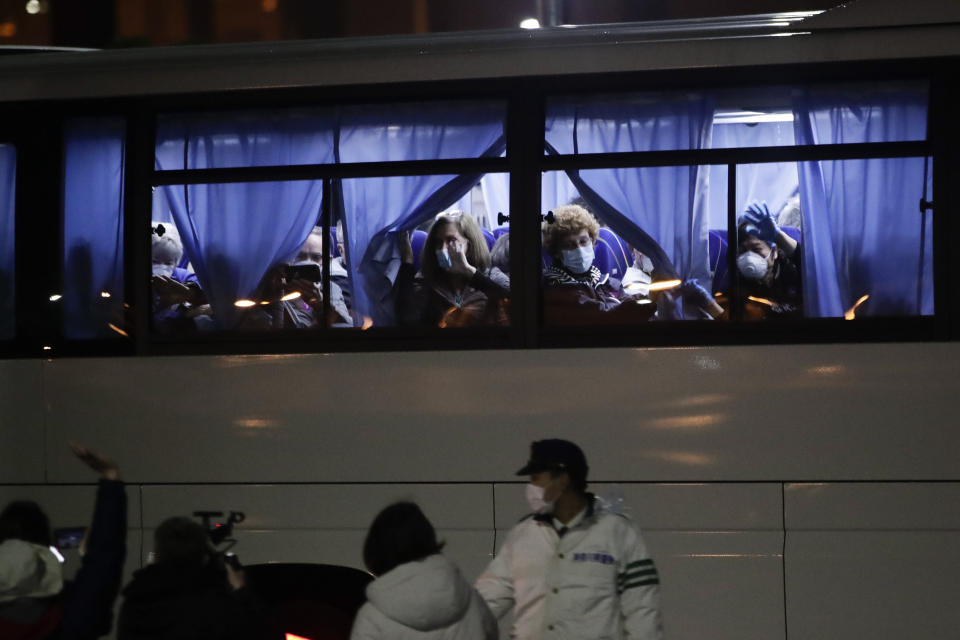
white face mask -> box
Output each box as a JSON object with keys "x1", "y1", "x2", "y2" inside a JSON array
[
  {"x1": 435, "y1": 247, "x2": 452, "y2": 271},
  {"x1": 152, "y1": 263, "x2": 175, "y2": 278},
  {"x1": 525, "y1": 482, "x2": 556, "y2": 515},
  {"x1": 737, "y1": 251, "x2": 769, "y2": 281},
  {"x1": 561, "y1": 244, "x2": 594, "y2": 274}
]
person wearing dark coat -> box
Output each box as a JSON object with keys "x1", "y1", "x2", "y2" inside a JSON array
[
  {"x1": 117, "y1": 517, "x2": 264, "y2": 640},
  {"x1": 0, "y1": 444, "x2": 127, "y2": 640}
]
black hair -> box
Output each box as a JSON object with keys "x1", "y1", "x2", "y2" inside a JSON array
[
  {"x1": 154, "y1": 517, "x2": 210, "y2": 568},
  {"x1": 0, "y1": 501, "x2": 52, "y2": 546},
  {"x1": 363, "y1": 502, "x2": 444, "y2": 577}
]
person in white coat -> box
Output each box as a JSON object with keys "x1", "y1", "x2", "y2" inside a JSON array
[
  {"x1": 350, "y1": 502, "x2": 498, "y2": 640},
  {"x1": 475, "y1": 439, "x2": 663, "y2": 640}
]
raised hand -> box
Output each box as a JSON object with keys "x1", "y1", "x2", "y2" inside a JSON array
[
  {"x1": 70, "y1": 442, "x2": 119, "y2": 480},
  {"x1": 741, "y1": 201, "x2": 779, "y2": 243}
]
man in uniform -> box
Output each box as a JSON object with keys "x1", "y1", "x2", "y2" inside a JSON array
[{"x1": 476, "y1": 439, "x2": 663, "y2": 640}]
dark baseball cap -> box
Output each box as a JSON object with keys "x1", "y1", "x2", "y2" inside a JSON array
[{"x1": 516, "y1": 439, "x2": 588, "y2": 479}]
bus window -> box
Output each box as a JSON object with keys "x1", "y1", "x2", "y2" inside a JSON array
[
  {"x1": 540, "y1": 168, "x2": 726, "y2": 326},
  {"x1": 155, "y1": 101, "x2": 505, "y2": 170},
  {"x1": 151, "y1": 180, "x2": 325, "y2": 335},
  {"x1": 547, "y1": 81, "x2": 927, "y2": 155},
  {"x1": 734, "y1": 156, "x2": 934, "y2": 320},
  {"x1": 546, "y1": 91, "x2": 715, "y2": 154},
  {"x1": 340, "y1": 173, "x2": 510, "y2": 330},
  {"x1": 0, "y1": 144, "x2": 13, "y2": 340},
  {"x1": 62, "y1": 118, "x2": 128, "y2": 341}
]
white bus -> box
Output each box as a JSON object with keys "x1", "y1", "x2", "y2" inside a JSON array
[{"x1": 1, "y1": 3, "x2": 958, "y2": 638}]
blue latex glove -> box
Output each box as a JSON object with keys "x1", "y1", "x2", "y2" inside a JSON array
[
  {"x1": 679, "y1": 278, "x2": 714, "y2": 308},
  {"x1": 741, "y1": 201, "x2": 779, "y2": 243}
]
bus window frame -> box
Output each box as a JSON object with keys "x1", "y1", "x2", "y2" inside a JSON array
[{"x1": 0, "y1": 56, "x2": 955, "y2": 359}]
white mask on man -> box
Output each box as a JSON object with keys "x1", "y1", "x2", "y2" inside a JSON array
[
  {"x1": 525, "y1": 483, "x2": 556, "y2": 515},
  {"x1": 561, "y1": 245, "x2": 594, "y2": 274}
]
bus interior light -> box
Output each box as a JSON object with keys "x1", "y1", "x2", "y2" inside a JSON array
[{"x1": 647, "y1": 279, "x2": 682, "y2": 292}]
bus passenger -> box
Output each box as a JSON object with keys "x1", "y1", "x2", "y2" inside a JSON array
[
  {"x1": 350, "y1": 502, "x2": 497, "y2": 640},
  {"x1": 490, "y1": 232, "x2": 510, "y2": 275},
  {"x1": 736, "y1": 201, "x2": 802, "y2": 317},
  {"x1": 542, "y1": 205, "x2": 656, "y2": 324},
  {"x1": 332, "y1": 220, "x2": 354, "y2": 315},
  {"x1": 151, "y1": 224, "x2": 208, "y2": 334},
  {"x1": 294, "y1": 224, "x2": 355, "y2": 324},
  {"x1": 239, "y1": 227, "x2": 352, "y2": 330},
  {"x1": 396, "y1": 211, "x2": 510, "y2": 328}
]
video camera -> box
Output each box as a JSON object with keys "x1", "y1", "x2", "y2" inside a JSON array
[{"x1": 193, "y1": 510, "x2": 245, "y2": 569}]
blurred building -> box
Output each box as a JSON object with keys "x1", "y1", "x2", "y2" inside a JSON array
[{"x1": 0, "y1": 0, "x2": 840, "y2": 50}]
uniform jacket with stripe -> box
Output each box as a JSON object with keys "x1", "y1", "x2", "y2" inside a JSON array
[{"x1": 475, "y1": 497, "x2": 663, "y2": 640}]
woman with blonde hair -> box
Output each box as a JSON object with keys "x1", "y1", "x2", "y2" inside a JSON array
[{"x1": 397, "y1": 211, "x2": 509, "y2": 327}]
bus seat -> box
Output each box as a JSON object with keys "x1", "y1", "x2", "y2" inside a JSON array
[
  {"x1": 597, "y1": 227, "x2": 631, "y2": 278},
  {"x1": 481, "y1": 228, "x2": 496, "y2": 251},
  {"x1": 592, "y1": 237, "x2": 617, "y2": 279},
  {"x1": 411, "y1": 229, "x2": 428, "y2": 273},
  {"x1": 493, "y1": 226, "x2": 509, "y2": 239}
]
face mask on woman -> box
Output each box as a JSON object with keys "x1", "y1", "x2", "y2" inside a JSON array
[
  {"x1": 737, "y1": 251, "x2": 768, "y2": 281},
  {"x1": 525, "y1": 482, "x2": 556, "y2": 515},
  {"x1": 561, "y1": 244, "x2": 594, "y2": 274}
]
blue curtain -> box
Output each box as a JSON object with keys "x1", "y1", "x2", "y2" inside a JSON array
[
  {"x1": 156, "y1": 109, "x2": 336, "y2": 169},
  {"x1": 161, "y1": 180, "x2": 323, "y2": 329},
  {"x1": 339, "y1": 103, "x2": 506, "y2": 326},
  {"x1": 156, "y1": 104, "x2": 505, "y2": 328},
  {"x1": 157, "y1": 111, "x2": 335, "y2": 329},
  {"x1": 63, "y1": 118, "x2": 126, "y2": 339},
  {"x1": 0, "y1": 145, "x2": 14, "y2": 340},
  {"x1": 793, "y1": 84, "x2": 931, "y2": 316},
  {"x1": 545, "y1": 94, "x2": 715, "y2": 303},
  {"x1": 709, "y1": 122, "x2": 799, "y2": 230},
  {"x1": 344, "y1": 135, "x2": 505, "y2": 326}
]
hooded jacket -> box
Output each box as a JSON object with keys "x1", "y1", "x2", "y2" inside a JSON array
[
  {"x1": 350, "y1": 554, "x2": 497, "y2": 640},
  {"x1": 0, "y1": 479, "x2": 126, "y2": 640}
]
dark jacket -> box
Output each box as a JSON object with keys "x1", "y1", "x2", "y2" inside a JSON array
[
  {"x1": 0, "y1": 479, "x2": 127, "y2": 640},
  {"x1": 117, "y1": 564, "x2": 264, "y2": 640},
  {"x1": 542, "y1": 264, "x2": 655, "y2": 325},
  {"x1": 396, "y1": 263, "x2": 510, "y2": 327}
]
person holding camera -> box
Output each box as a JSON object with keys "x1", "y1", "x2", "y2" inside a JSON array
[
  {"x1": 239, "y1": 227, "x2": 352, "y2": 330},
  {"x1": 117, "y1": 517, "x2": 264, "y2": 640},
  {"x1": 0, "y1": 444, "x2": 126, "y2": 640}
]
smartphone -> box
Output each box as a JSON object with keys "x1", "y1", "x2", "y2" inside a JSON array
[
  {"x1": 54, "y1": 527, "x2": 86, "y2": 549},
  {"x1": 285, "y1": 263, "x2": 322, "y2": 283}
]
